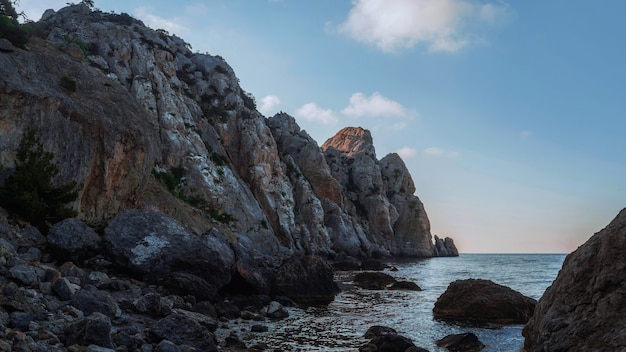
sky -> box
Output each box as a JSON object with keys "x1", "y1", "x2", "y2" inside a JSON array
[{"x1": 19, "y1": 0, "x2": 626, "y2": 253}]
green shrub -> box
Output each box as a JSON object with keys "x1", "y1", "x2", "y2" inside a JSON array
[
  {"x1": 60, "y1": 76, "x2": 77, "y2": 92},
  {"x1": 0, "y1": 129, "x2": 78, "y2": 232},
  {"x1": 0, "y1": 15, "x2": 28, "y2": 48}
]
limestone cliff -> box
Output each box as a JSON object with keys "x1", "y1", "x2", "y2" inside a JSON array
[{"x1": 0, "y1": 4, "x2": 457, "y2": 258}]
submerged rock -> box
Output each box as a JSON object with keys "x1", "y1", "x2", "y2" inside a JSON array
[
  {"x1": 433, "y1": 279, "x2": 536, "y2": 326},
  {"x1": 523, "y1": 208, "x2": 626, "y2": 351}
]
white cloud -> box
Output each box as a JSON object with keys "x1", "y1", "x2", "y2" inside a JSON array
[
  {"x1": 135, "y1": 7, "x2": 188, "y2": 35},
  {"x1": 338, "y1": 0, "x2": 513, "y2": 53},
  {"x1": 259, "y1": 95, "x2": 281, "y2": 115},
  {"x1": 396, "y1": 147, "x2": 418, "y2": 159},
  {"x1": 423, "y1": 147, "x2": 459, "y2": 158},
  {"x1": 295, "y1": 103, "x2": 339, "y2": 126},
  {"x1": 341, "y1": 92, "x2": 408, "y2": 118}
]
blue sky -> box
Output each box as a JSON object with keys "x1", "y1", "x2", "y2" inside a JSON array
[{"x1": 21, "y1": 0, "x2": 626, "y2": 253}]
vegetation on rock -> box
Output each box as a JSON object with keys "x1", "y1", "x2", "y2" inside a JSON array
[{"x1": 0, "y1": 129, "x2": 79, "y2": 232}]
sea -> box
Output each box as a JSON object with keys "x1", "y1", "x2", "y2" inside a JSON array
[{"x1": 227, "y1": 253, "x2": 567, "y2": 351}]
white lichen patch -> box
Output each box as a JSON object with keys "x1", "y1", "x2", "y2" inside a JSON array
[{"x1": 131, "y1": 234, "x2": 169, "y2": 265}]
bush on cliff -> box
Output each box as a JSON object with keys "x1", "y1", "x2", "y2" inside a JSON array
[
  {"x1": 0, "y1": 129, "x2": 79, "y2": 232},
  {"x1": 0, "y1": 0, "x2": 29, "y2": 48}
]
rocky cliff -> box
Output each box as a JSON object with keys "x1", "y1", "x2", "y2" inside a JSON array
[
  {"x1": 522, "y1": 208, "x2": 626, "y2": 351},
  {"x1": 0, "y1": 4, "x2": 457, "y2": 259}
]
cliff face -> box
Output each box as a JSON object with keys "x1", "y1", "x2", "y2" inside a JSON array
[
  {"x1": 0, "y1": 4, "x2": 457, "y2": 258},
  {"x1": 522, "y1": 208, "x2": 626, "y2": 351}
]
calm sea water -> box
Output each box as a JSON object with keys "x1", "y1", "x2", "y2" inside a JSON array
[{"x1": 227, "y1": 254, "x2": 566, "y2": 351}]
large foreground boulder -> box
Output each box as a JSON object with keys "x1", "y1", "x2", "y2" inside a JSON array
[
  {"x1": 523, "y1": 208, "x2": 626, "y2": 351},
  {"x1": 433, "y1": 279, "x2": 536, "y2": 326},
  {"x1": 103, "y1": 210, "x2": 235, "y2": 301},
  {"x1": 272, "y1": 255, "x2": 340, "y2": 305}
]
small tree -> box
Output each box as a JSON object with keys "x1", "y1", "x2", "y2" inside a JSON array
[
  {"x1": 0, "y1": 129, "x2": 79, "y2": 232},
  {"x1": 0, "y1": 0, "x2": 29, "y2": 48}
]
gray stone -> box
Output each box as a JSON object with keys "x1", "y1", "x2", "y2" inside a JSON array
[
  {"x1": 53, "y1": 277, "x2": 79, "y2": 300},
  {"x1": 266, "y1": 301, "x2": 288, "y2": 319},
  {"x1": 150, "y1": 309, "x2": 217, "y2": 351},
  {"x1": 9, "y1": 264, "x2": 43, "y2": 286},
  {"x1": 47, "y1": 218, "x2": 102, "y2": 262},
  {"x1": 64, "y1": 312, "x2": 114, "y2": 349},
  {"x1": 71, "y1": 286, "x2": 118, "y2": 318}
]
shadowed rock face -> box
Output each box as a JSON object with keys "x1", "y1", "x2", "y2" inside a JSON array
[
  {"x1": 523, "y1": 208, "x2": 626, "y2": 351},
  {"x1": 0, "y1": 4, "x2": 456, "y2": 259}
]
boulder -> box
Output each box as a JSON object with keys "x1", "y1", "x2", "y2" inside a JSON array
[
  {"x1": 64, "y1": 312, "x2": 114, "y2": 349},
  {"x1": 52, "y1": 277, "x2": 79, "y2": 300},
  {"x1": 353, "y1": 272, "x2": 397, "y2": 290},
  {"x1": 360, "y1": 325, "x2": 417, "y2": 352},
  {"x1": 266, "y1": 301, "x2": 289, "y2": 319},
  {"x1": 149, "y1": 309, "x2": 217, "y2": 351},
  {"x1": 389, "y1": 281, "x2": 422, "y2": 291},
  {"x1": 103, "y1": 210, "x2": 234, "y2": 300},
  {"x1": 272, "y1": 255, "x2": 340, "y2": 305},
  {"x1": 523, "y1": 208, "x2": 626, "y2": 351},
  {"x1": 436, "y1": 332, "x2": 485, "y2": 351},
  {"x1": 433, "y1": 279, "x2": 536, "y2": 326},
  {"x1": 47, "y1": 218, "x2": 102, "y2": 262},
  {"x1": 70, "y1": 285, "x2": 118, "y2": 318}
]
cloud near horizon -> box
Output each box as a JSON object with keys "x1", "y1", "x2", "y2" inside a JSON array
[
  {"x1": 294, "y1": 103, "x2": 339, "y2": 126},
  {"x1": 259, "y1": 95, "x2": 281, "y2": 116},
  {"x1": 295, "y1": 92, "x2": 409, "y2": 126},
  {"x1": 338, "y1": 0, "x2": 513, "y2": 53},
  {"x1": 396, "y1": 146, "x2": 418, "y2": 159},
  {"x1": 342, "y1": 92, "x2": 409, "y2": 118}
]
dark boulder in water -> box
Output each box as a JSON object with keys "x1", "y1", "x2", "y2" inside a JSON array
[
  {"x1": 436, "y1": 332, "x2": 485, "y2": 351},
  {"x1": 523, "y1": 207, "x2": 626, "y2": 351},
  {"x1": 433, "y1": 278, "x2": 536, "y2": 326},
  {"x1": 353, "y1": 271, "x2": 397, "y2": 290},
  {"x1": 389, "y1": 280, "x2": 422, "y2": 291},
  {"x1": 360, "y1": 325, "x2": 426, "y2": 352}
]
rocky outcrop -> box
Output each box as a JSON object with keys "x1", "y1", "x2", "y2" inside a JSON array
[
  {"x1": 433, "y1": 279, "x2": 536, "y2": 326},
  {"x1": 522, "y1": 208, "x2": 626, "y2": 351},
  {"x1": 322, "y1": 127, "x2": 457, "y2": 257},
  {"x1": 1, "y1": 3, "x2": 457, "y2": 267}
]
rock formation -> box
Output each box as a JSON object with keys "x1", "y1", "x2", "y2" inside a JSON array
[
  {"x1": 522, "y1": 208, "x2": 626, "y2": 351},
  {"x1": 433, "y1": 279, "x2": 536, "y2": 326},
  {"x1": 0, "y1": 4, "x2": 456, "y2": 261}
]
